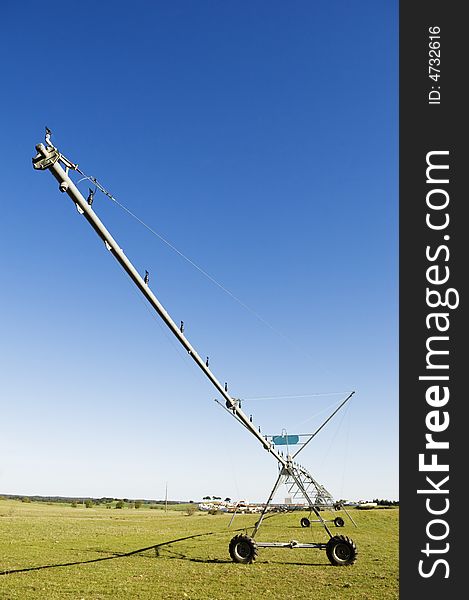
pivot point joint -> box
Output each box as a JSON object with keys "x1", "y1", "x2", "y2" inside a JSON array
[{"x1": 32, "y1": 144, "x2": 60, "y2": 171}]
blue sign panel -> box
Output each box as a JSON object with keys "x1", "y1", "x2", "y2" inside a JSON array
[{"x1": 272, "y1": 434, "x2": 300, "y2": 445}]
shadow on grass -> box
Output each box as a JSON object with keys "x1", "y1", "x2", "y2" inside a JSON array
[
  {"x1": 0, "y1": 530, "x2": 226, "y2": 576},
  {"x1": 1, "y1": 525, "x2": 332, "y2": 575}
]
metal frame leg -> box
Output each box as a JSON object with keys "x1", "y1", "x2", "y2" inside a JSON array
[
  {"x1": 342, "y1": 505, "x2": 358, "y2": 527},
  {"x1": 252, "y1": 470, "x2": 285, "y2": 538}
]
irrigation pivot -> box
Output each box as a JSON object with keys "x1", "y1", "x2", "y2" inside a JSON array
[{"x1": 32, "y1": 132, "x2": 358, "y2": 566}]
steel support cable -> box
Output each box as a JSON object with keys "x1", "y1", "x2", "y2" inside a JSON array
[
  {"x1": 78, "y1": 167, "x2": 354, "y2": 454},
  {"x1": 316, "y1": 400, "x2": 351, "y2": 473},
  {"x1": 71, "y1": 156, "x2": 357, "y2": 473},
  {"x1": 244, "y1": 397, "x2": 351, "y2": 445},
  {"x1": 338, "y1": 401, "x2": 352, "y2": 498},
  {"x1": 289, "y1": 398, "x2": 350, "y2": 431},
  {"x1": 243, "y1": 391, "x2": 353, "y2": 401},
  {"x1": 238, "y1": 393, "x2": 357, "y2": 435},
  {"x1": 292, "y1": 392, "x2": 354, "y2": 460},
  {"x1": 78, "y1": 166, "x2": 359, "y2": 430},
  {"x1": 73, "y1": 168, "x2": 318, "y2": 362}
]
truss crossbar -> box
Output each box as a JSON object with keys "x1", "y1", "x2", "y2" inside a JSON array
[
  {"x1": 252, "y1": 461, "x2": 337, "y2": 538},
  {"x1": 284, "y1": 465, "x2": 336, "y2": 509}
]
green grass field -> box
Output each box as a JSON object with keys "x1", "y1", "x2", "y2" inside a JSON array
[{"x1": 0, "y1": 499, "x2": 398, "y2": 599}]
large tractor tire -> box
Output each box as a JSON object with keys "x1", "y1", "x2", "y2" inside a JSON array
[
  {"x1": 229, "y1": 534, "x2": 258, "y2": 564},
  {"x1": 325, "y1": 535, "x2": 357, "y2": 566}
]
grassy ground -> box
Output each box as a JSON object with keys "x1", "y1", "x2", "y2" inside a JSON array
[{"x1": 0, "y1": 499, "x2": 398, "y2": 599}]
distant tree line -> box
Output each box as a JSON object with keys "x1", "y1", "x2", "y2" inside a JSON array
[{"x1": 0, "y1": 494, "x2": 188, "y2": 506}]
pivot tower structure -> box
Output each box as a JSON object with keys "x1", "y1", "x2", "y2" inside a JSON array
[{"x1": 32, "y1": 134, "x2": 358, "y2": 566}]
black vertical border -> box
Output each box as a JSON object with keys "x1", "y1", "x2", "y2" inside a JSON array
[{"x1": 400, "y1": 2, "x2": 465, "y2": 597}]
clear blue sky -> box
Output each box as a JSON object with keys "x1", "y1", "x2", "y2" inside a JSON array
[{"x1": 0, "y1": 0, "x2": 397, "y2": 503}]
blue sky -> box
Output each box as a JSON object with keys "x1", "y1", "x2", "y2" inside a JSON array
[{"x1": 0, "y1": 0, "x2": 397, "y2": 503}]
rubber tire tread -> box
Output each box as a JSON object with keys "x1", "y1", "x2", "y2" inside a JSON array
[
  {"x1": 229, "y1": 534, "x2": 258, "y2": 564},
  {"x1": 325, "y1": 535, "x2": 358, "y2": 566}
]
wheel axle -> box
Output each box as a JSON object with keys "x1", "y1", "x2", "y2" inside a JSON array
[{"x1": 229, "y1": 534, "x2": 357, "y2": 566}]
